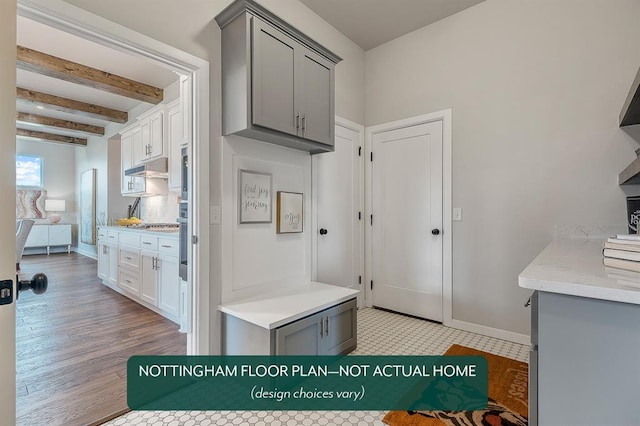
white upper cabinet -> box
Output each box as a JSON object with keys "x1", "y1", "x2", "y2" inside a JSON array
[
  {"x1": 216, "y1": 0, "x2": 341, "y2": 154},
  {"x1": 136, "y1": 105, "x2": 165, "y2": 163}
]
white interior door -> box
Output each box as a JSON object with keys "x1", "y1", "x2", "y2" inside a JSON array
[
  {"x1": 0, "y1": 1, "x2": 16, "y2": 421},
  {"x1": 371, "y1": 121, "x2": 443, "y2": 321},
  {"x1": 314, "y1": 122, "x2": 363, "y2": 306}
]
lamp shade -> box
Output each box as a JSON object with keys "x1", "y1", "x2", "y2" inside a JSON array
[{"x1": 45, "y1": 199, "x2": 65, "y2": 212}]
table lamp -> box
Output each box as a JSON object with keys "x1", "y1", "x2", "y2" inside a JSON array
[{"x1": 45, "y1": 199, "x2": 65, "y2": 224}]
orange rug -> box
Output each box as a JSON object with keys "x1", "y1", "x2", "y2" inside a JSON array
[{"x1": 383, "y1": 344, "x2": 528, "y2": 426}]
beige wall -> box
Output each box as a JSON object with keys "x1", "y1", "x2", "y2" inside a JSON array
[
  {"x1": 365, "y1": 0, "x2": 640, "y2": 334},
  {"x1": 0, "y1": 0, "x2": 16, "y2": 420}
]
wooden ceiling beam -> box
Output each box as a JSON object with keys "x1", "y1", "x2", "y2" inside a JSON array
[
  {"x1": 17, "y1": 128, "x2": 88, "y2": 146},
  {"x1": 17, "y1": 46, "x2": 163, "y2": 104},
  {"x1": 16, "y1": 112, "x2": 105, "y2": 135},
  {"x1": 16, "y1": 87, "x2": 128, "y2": 123}
]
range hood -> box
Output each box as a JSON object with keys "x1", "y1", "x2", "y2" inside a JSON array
[{"x1": 125, "y1": 157, "x2": 168, "y2": 179}]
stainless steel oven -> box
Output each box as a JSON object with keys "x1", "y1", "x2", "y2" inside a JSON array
[{"x1": 178, "y1": 203, "x2": 188, "y2": 280}]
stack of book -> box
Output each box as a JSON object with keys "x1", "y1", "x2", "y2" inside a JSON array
[{"x1": 603, "y1": 235, "x2": 640, "y2": 276}]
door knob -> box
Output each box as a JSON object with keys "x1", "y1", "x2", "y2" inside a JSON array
[
  {"x1": 17, "y1": 273, "x2": 48, "y2": 299},
  {"x1": 319, "y1": 228, "x2": 328, "y2": 235},
  {"x1": 431, "y1": 229, "x2": 440, "y2": 236}
]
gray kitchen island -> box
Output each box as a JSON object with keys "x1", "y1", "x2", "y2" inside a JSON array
[{"x1": 519, "y1": 238, "x2": 640, "y2": 426}]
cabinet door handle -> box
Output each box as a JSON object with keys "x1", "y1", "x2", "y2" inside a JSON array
[
  {"x1": 301, "y1": 115, "x2": 306, "y2": 133},
  {"x1": 325, "y1": 316, "x2": 329, "y2": 336},
  {"x1": 155, "y1": 258, "x2": 160, "y2": 269},
  {"x1": 319, "y1": 318, "x2": 324, "y2": 337},
  {"x1": 295, "y1": 114, "x2": 300, "y2": 132}
]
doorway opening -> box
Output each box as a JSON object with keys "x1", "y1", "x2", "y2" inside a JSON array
[{"x1": 14, "y1": 1, "x2": 210, "y2": 424}]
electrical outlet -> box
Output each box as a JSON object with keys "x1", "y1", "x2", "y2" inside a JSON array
[
  {"x1": 210, "y1": 205, "x2": 221, "y2": 224},
  {"x1": 453, "y1": 208, "x2": 462, "y2": 221}
]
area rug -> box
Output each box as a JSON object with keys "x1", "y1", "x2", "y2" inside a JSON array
[{"x1": 383, "y1": 344, "x2": 528, "y2": 426}]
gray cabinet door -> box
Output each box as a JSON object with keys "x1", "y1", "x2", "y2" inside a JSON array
[
  {"x1": 299, "y1": 48, "x2": 334, "y2": 146},
  {"x1": 275, "y1": 312, "x2": 322, "y2": 355},
  {"x1": 251, "y1": 17, "x2": 298, "y2": 137},
  {"x1": 323, "y1": 299, "x2": 357, "y2": 355}
]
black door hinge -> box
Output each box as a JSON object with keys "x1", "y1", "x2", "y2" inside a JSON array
[
  {"x1": 370, "y1": 280, "x2": 374, "y2": 290},
  {"x1": 358, "y1": 211, "x2": 362, "y2": 220},
  {"x1": 358, "y1": 275, "x2": 362, "y2": 284},
  {"x1": 358, "y1": 146, "x2": 362, "y2": 156},
  {"x1": 370, "y1": 152, "x2": 373, "y2": 162},
  {"x1": 370, "y1": 214, "x2": 373, "y2": 225}
]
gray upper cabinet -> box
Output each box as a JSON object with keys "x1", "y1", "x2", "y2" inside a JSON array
[
  {"x1": 251, "y1": 18, "x2": 298, "y2": 137},
  {"x1": 216, "y1": 0, "x2": 341, "y2": 154}
]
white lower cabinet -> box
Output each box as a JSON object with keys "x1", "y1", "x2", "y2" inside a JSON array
[
  {"x1": 97, "y1": 229, "x2": 119, "y2": 290},
  {"x1": 158, "y1": 253, "x2": 180, "y2": 321},
  {"x1": 97, "y1": 227, "x2": 180, "y2": 325},
  {"x1": 140, "y1": 249, "x2": 158, "y2": 306}
]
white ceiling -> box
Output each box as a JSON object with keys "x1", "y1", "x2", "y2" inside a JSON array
[
  {"x1": 16, "y1": 16, "x2": 178, "y2": 134},
  {"x1": 299, "y1": 0, "x2": 485, "y2": 51}
]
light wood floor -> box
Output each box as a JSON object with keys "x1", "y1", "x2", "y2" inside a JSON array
[{"x1": 16, "y1": 252, "x2": 186, "y2": 426}]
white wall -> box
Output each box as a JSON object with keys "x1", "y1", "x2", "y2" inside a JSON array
[
  {"x1": 17, "y1": 139, "x2": 77, "y2": 234},
  {"x1": 365, "y1": 0, "x2": 640, "y2": 335},
  {"x1": 221, "y1": 136, "x2": 312, "y2": 303}
]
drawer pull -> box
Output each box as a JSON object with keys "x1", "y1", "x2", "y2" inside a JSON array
[
  {"x1": 125, "y1": 280, "x2": 132, "y2": 284},
  {"x1": 143, "y1": 242, "x2": 151, "y2": 245},
  {"x1": 125, "y1": 256, "x2": 133, "y2": 260},
  {"x1": 161, "y1": 245, "x2": 172, "y2": 248}
]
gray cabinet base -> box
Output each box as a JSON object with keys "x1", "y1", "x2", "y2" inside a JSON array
[
  {"x1": 222, "y1": 298, "x2": 357, "y2": 355},
  {"x1": 534, "y1": 291, "x2": 640, "y2": 425}
]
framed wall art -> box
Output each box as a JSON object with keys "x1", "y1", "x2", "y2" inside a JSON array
[
  {"x1": 238, "y1": 169, "x2": 272, "y2": 223},
  {"x1": 276, "y1": 191, "x2": 303, "y2": 234}
]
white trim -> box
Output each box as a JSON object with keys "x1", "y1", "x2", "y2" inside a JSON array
[
  {"x1": 311, "y1": 116, "x2": 365, "y2": 306},
  {"x1": 364, "y1": 110, "x2": 452, "y2": 321},
  {"x1": 449, "y1": 319, "x2": 531, "y2": 346},
  {"x1": 75, "y1": 247, "x2": 97, "y2": 260},
  {"x1": 17, "y1": 0, "x2": 211, "y2": 355}
]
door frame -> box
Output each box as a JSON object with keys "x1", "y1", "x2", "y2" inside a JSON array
[
  {"x1": 17, "y1": 0, "x2": 211, "y2": 355},
  {"x1": 311, "y1": 116, "x2": 365, "y2": 306},
  {"x1": 364, "y1": 109, "x2": 452, "y2": 325}
]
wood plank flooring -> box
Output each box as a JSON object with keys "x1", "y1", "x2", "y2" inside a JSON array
[{"x1": 16, "y1": 252, "x2": 186, "y2": 426}]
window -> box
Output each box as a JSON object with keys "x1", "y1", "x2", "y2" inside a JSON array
[{"x1": 16, "y1": 154, "x2": 43, "y2": 187}]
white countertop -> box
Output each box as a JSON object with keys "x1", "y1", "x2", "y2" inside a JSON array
[
  {"x1": 100, "y1": 225, "x2": 179, "y2": 238},
  {"x1": 519, "y1": 239, "x2": 640, "y2": 305},
  {"x1": 219, "y1": 282, "x2": 359, "y2": 329}
]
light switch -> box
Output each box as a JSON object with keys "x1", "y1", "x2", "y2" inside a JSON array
[
  {"x1": 453, "y1": 208, "x2": 462, "y2": 221},
  {"x1": 210, "y1": 205, "x2": 221, "y2": 224}
]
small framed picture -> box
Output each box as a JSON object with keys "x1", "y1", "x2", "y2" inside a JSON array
[
  {"x1": 238, "y1": 169, "x2": 272, "y2": 224},
  {"x1": 276, "y1": 191, "x2": 303, "y2": 233}
]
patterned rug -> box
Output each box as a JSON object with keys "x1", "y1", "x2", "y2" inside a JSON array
[{"x1": 383, "y1": 344, "x2": 528, "y2": 426}]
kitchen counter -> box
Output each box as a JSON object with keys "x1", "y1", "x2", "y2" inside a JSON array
[
  {"x1": 520, "y1": 238, "x2": 640, "y2": 425},
  {"x1": 219, "y1": 282, "x2": 359, "y2": 329},
  {"x1": 518, "y1": 238, "x2": 640, "y2": 305},
  {"x1": 99, "y1": 225, "x2": 179, "y2": 239}
]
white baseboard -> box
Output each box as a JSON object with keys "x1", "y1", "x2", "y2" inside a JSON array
[{"x1": 448, "y1": 319, "x2": 530, "y2": 346}]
